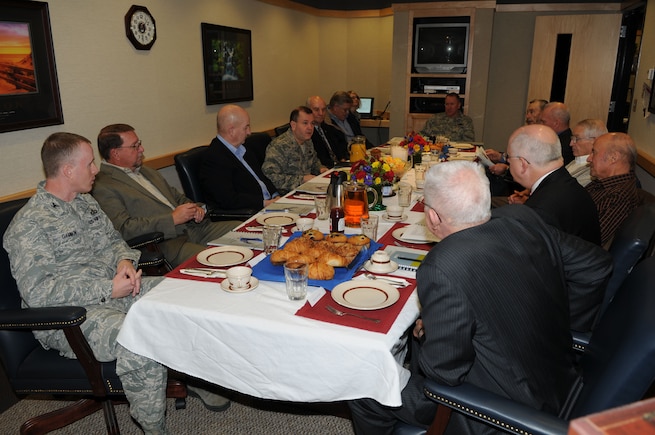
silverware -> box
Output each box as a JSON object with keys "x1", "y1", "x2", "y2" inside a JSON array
[
  {"x1": 364, "y1": 273, "x2": 408, "y2": 287},
  {"x1": 180, "y1": 268, "x2": 227, "y2": 277},
  {"x1": 245, "y1": 227, "x2": 264, "y2": 232},
  {"x1": 240, "y1": 237, "x2": 262, "y2": 244},
  {"x1": 326, "y1": 305, "x2": 381, "y2": 323}
]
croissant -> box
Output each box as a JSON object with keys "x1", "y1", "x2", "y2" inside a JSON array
[
  {"x1": 270, "y1": 249, "x2": 292, "y2": 265},
  {"x1": 319, "y1": 252, "x2": 348, "y2": 267},
  {"x1": 308, "y1": 262, "x2": 335, "y2": 280}
]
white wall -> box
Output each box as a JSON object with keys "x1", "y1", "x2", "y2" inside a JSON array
[{"x1": 0, "y1": 0, "x2": 392, "y2": 198}]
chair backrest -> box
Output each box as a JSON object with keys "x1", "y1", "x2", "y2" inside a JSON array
[
  {"x1": 571, "y1": 256, "x2": 655, "y2": 418},
  {"x1": 0, "y1": 198, "x2": 42, "y2": 378},
  {"x1": 274, "y1": 123, "x2": 290, "y2": 136},
  {"x1": 243, "y1": 132, "x2": 272, "y2": 169},
  {"x1": 600, "y1": 203, "x2": 655, "y2": 319},
  {"x1": 173, "y1": 145, "x2": 209, "y2": 203}
]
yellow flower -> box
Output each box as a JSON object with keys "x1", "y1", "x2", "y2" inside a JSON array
[
  {"x1": 414, "y1": 144, "x2": 421, "y2": 152},
  {"x1": 371, "y1": 161, "x2": 380, "y2": 168},
  {"x1": 374, "y1": 177, "x2": 382, "y2": 185},
  {"x1": 382, "y1": 163, "x2": 391, "y2": 172}
]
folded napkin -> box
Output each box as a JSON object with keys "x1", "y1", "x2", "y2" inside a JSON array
[
  {"x1": 250, "y1": 233, "x2": 383, "y2": 291},
  {"x1": 295, "y1": 277, "x2": 416, "y2": 334},
  {"x1": 400, "y1": 224, "x2": 441, "y2": 244},
  {"x1": 377, "y1": 223, "x2": 433, "y2": 251},
  {"x1": 166, "y1": 256, "x2": 230, "y2": 283}
]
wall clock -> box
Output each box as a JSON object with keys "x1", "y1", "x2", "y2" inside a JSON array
[{"x1": 125, "y1": 5, "x2": 156, "y2": 50}]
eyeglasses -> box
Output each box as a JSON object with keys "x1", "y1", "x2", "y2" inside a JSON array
[
  {"x1": 571, "y1": 136, "x2": 596, "y2": 143},
  {"x1": 118, "y1": 140, "x2": 142, "y2": 150},
  {"x1": 506, "y1": 155, "x2": 531, "y2": 165}
]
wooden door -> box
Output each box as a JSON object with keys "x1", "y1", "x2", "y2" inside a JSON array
[{"x1": 528, "y1": 14, "x2": 622, "y2": 124}]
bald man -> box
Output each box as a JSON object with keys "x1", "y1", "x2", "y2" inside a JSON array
[
  {"x1": 585, "y1": 132, "x2": 639, "y2": 247},
  {"x1": 199, "y1": 105, "x2": 279, "y2": 211},
  {"x1": 539, "y1": 102, "x2": 574, "y2": 165},
  {"x1": 508, "y1": 124, "x2": 601, "y2": 248}
]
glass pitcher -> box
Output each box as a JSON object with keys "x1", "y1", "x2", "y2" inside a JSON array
[
  {"x1": 349, "y1": 136, "x2": 367, "y2": 163},
  {"x1": 343, "y1": 181, "x2": 378, "y2": 228}
]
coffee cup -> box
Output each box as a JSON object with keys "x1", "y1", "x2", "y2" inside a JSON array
[
  {"x1": 226, "y1": 266, "x2": 252, "y2": 289},
  {"x1": 387, "y1": 205, "x2": 403, "y2": 218},
  {"x1": 371, "y1": 251, "x2": 391, "y2": 265},
  {"x1": 296, "y1": 217, "x2": 314, "y2": 231}
]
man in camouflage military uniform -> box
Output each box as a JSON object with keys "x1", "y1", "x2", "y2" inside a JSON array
[
  {"x1": 262, "y1": 106, "x2": 327, "y2": 195},
  {"x1": 3, "y1": 133, "x2": 168, "y2": 434},
  {"x1": 419, "y1": 93, "x2": 475, "y2": 142}
]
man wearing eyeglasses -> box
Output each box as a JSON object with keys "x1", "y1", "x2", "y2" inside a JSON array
[
  {"x1": 567, "y1": 119, "x2": 608, "y2": 187},
  {"x1": 326, "y1": 91, "x2": 373, "y2": 148},
  {"x1": 92, "y1": 124, "x2": 239, "y2": 270},
  {"x1": 507, "y1": 124, "x2": 601, "y2": 246},
  {"x1": 348, "y1": 161, "x2": 612, "y2": 435}
]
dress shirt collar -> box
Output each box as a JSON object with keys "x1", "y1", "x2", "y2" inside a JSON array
[
  {"x1": 588, "y1": 172, "x2": 635, "y2": 191},
  {"x1": 574, "y1": 155, "x2": 589, "y2": 165},
  {"x1": 217, "y1": 134, "x2": 245, "y2": 158}
]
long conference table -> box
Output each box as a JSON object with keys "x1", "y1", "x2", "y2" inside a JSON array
[{"x1": 117, "y1": 168, "x2": 430, "y2": 407}]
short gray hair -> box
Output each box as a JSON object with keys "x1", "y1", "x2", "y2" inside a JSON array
[
  {"x1": 575, "y1": 119, "x2": 608, "y2": 138},
  {"x1": 423, "y1": 161, "x2": 491, "y2": 226},
  {"x1": 510, "y1": 128, "x2": 562, "y2": 167}
]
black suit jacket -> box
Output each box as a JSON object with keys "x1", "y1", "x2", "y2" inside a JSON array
[
  {"x1": 526, "y1": 166, "x2": 601, "y2": 245},
  {"x1": 199, "y1": 137, "x2": 278, "y2": 211},
  {"x1": 559, "y1": 128, "x2": 574, "y2": 166},
  {"x1": 311, "y1": 122, "x2": 348, "y2": 168},
  {"x1": 409, "y1": 205, "x2": 611, "y2": 434}
]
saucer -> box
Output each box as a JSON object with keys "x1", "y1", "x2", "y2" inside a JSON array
[
  {"x1": 363, "y1": 259, "x2": 399, "y2": 274},
  {"x1": 220, "y1": 277, "x2": 259, "y2": 293},
  {"x1": 382, "y1": 213, "x2": 408, "y2": 222}
]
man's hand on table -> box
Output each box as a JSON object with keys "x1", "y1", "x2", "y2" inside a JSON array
[
  {"x1": 112, "y1": 259, "x2": 143, "y2": 298},
  {"x1": 413, "y1": 318, "x2": 425, "y2": 339},
  {"x1": 303, "y1": 174, "x2": 316, "y2": 182},
  {"x1": 489, "y1": 163, "x2": 509, "y2": 176},
  {"x1": 508, "y1": 189, "x2": 530, "y2": 205},
  {"x1": 264, "y1": 197, "x2": 280, "y2": 207}
]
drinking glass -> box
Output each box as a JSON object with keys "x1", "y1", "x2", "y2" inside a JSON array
[
  {"x1": 262, "y1": 224, "x2": 282, "y2": 254},
  {"x1": 314, "y1": 197, "x2": 329, "y2": 220},
  {"x1": 397, "y1": 182, "x2": 413, "y2": 207},
  {"x1": 360, "y1": 215, "x2": 379, "y2": 241},
  {"x1": 284, "y1": 262, "x2": 308, "y2": 300}
]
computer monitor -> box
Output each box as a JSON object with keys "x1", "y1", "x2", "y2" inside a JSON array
[{"x1": 357, "y1": 97, "x2": 374, "y2": 118}]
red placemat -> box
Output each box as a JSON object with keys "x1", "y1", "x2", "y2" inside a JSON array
[
  {"x1": 377, "y1": 222, "x2": 435, "y2": 251},
  {"x1": 411, "y1": 201, "x2": 424, "y2": 213},
  {"x1": 165, "y1": 254, "x2": 255, "y2": 283},
  {"x1": 295, "y1": 276, "x2": 416, "y2": 333}
]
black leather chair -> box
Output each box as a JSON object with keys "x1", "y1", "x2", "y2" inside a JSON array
[
  {"x1": 243, "y1": 131, "x2": 272, "y2": 169},
  {"x1": 125, "y1": 231, "x2": 171, "y2": 275},
  {"x1": 421, "y1": 255, "x2": 655, "y2": 435},
  {"x1": 174, "y1": 145, "x2": 259, "y2": 221},
  {"x1": 274, "y1": 123, "x2": 290, "y2": 136},
  {"x1": 572, "y1": 202, "x2": 655, "y2": 352},
  {"x1": 0, "y1": 198, "x2": 186, "y2": 434}
]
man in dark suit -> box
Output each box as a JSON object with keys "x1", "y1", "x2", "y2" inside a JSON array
[
  {"x1": 199, "y1": 105, "x2": 279, "y2": 211},
  {"x1": 348, "y1": 161, "x2": 612, "y2": 434},
  {"x1": 508, "y1": 124, "x2": 602, "y2": 249},
  {"x1": 539, "y1": 102, "x2": 574, "y2": 165},
  {"x1": 326, "y1": 91, "x2": 374, "y2": 149},
  {"x1": 306, "y1": 95, "x2": 348, "y2": 168}
]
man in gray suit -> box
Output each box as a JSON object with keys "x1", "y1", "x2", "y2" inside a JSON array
[
  {"x1": 93, "y1": 124, "x2": 238, "y2": 269},
  {"x1": 349, "y1": 161, "x2": 612, "y2": 434}
]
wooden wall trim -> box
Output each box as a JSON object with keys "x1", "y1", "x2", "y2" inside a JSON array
[
  {"x1": 638, "y1": 149, "x2": 655, "y2": 178},
  {"x1": 393, "y1": 1, "x2": 496, "y2": 12},
  {"x1": 257, "y1": 0, "x2": 393, "y2": 17},
  {"x1": 496, "y1": 2, "x2": 622, "y2": 12}
]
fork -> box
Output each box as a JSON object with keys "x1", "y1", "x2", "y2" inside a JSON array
[
  {"x1": 364, "y1": 273, "x2": 407, "y2": 287},
  {"x1": 326, "y1": 305, "x2": 381, "y2": 323}
]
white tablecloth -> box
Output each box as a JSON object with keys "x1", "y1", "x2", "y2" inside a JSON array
[{"x1": 117, "y1": 274, "x2": 420, "y2": 406}]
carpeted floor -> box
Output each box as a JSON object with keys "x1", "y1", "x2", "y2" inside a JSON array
[{"x1": 0, "y1": 392, "x2": 355, "y2": 434}]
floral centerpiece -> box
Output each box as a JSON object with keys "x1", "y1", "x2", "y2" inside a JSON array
[
  {"x1": 399, "y1": 132, "x2": 430, "y2": 165},
  {"x1": 350, "y1": 156, "x2": 405, "y2": 210}
]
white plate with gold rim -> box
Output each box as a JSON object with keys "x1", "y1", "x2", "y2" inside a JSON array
[
  {"x1": 331, "y1": 280, "x2": 400, "y2": 310},
  {"x1": 196, "y1": 246, "x2": 254, "y2": 267},
  {"x1": 255, "y1": 212, "x2": 300, "y2": 226}
]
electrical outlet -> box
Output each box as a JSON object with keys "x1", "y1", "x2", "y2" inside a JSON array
[{"x1": 649, "y1": 68, "x2": 655, "y2": 80}]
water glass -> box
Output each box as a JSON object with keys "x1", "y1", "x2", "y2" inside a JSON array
[
  {"x1": 284, "y1": 262, "x2": 308, "y2": 300},
  {"x1": 314, "y1": 197, "x2": 329, "y2": 220},
  {"x1": 262, "y1": 224, "x2": 282, "y2": 254},
  {"x1": 360, "y1": 215, "x2": 379, "y2": 241},
  {"x1": 415, "y1": 164, "x2": 426, "y2": 182},
  {"x1": 397, "y1": 182, "x2": 413, "y2": 207}
]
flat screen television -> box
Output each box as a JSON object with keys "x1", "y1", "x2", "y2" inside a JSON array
[{"x1": 413, "y1": 23, "x2": 470, "y2": 74}]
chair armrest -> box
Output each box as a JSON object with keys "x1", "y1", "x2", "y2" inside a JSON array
[
  {"x1": 208, "y1": 208, "x2": 258, "y2": 221},
  {"x1": 126, "y1": 231, "x2": 165, "y2": 249},
  {"x1": 423, "y1": 380, "x2": 568, "y2": 435},
  {"x1": 0, "y1": 306, "x2": 86, "y2": 330}
]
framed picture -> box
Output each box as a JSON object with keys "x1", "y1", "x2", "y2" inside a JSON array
[
  {"x1": 0, "y1": 1, "x2": 63, "y2": 133},
  {"x1": 201, "y1": 23, "x2": 253, "y2": 105}
]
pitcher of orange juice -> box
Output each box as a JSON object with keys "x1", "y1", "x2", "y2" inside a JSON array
[
  {"x1": 343, "y1": 181, "x2": 378, "y2": 227},
  {"x1": 349, "y1": 136, "x2": 367, "y2": 163}
]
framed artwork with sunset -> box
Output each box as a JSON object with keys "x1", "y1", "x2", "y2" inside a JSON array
[{"x1": 0, "y1": 1, "x2": 63, "y2": 133}]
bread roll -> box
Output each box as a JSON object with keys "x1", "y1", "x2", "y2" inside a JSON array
[
  {"x1": 302, "y1": 229, "x2": 324, "y2": 241},
  {"x1": 348, "y1": 234, "x2": 371, "y2": 248},
  {"x1": 319, "y1": 252, "x2": 348, "y2": 267},
  {"x1": 326, "y1": 232, "x2": 348, "y2": 243},
  {"x1": 308, "y1": 262, "x2": 335, "y2": 280}
]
